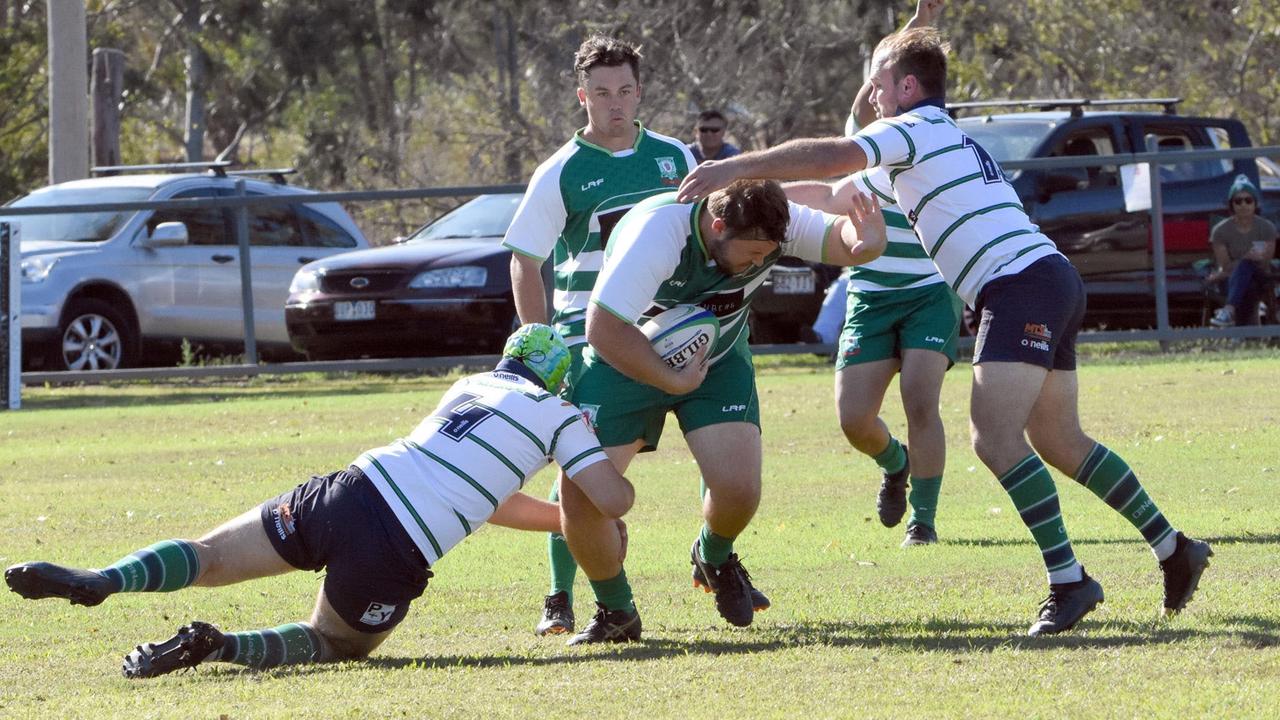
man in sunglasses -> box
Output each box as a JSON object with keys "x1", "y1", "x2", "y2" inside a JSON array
[{"x1": 689, "y1": 110, "x2": 741, "y2": 165}]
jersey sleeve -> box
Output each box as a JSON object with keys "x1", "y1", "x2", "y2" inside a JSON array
[
  {"x1": 549, "y1": 402, "x2": 610, "y2": 478},
  {"x1": 783, "y1": 201, "x2": 839, "y2": 264},
  {"x1": 501, "y1": 156, "x2": 568, "y2": 262},
  {"x1": 590, "y1": 209, "x2": 684, "y2": 324},
  {"x1": 849, "y1": 117, "x2": 918, "y2": 170}
]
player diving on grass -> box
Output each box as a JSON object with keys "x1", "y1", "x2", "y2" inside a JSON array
[
  {"x1": 677, "y1": 25, "x2": 1212, "y2": 635},
  {"x1": 5, "y1": 324, "x2": 634, "y2": 678},
  {"x1": 561, "y1": 178, "x2": 885, "y2": 644}
]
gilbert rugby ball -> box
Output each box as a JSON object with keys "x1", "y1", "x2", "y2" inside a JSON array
[{"x1": 639, "y1": 304, "x2": 720, "y2": 369}]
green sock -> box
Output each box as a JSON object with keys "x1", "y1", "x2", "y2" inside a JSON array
[
  {"x1": 1074, "y1": 443, "x2": 1176, "y2": 560},
  {"x1": 545, "y1": 484, "x2": 577, "y2": 600},
  {"x1": 999, "y1": 454, "x2": 1081, "y2": 584},
  {"x1": 873, "y1": 437, "x2": 907, "y2": 475},
  {"x1": 588, "y1": 569, "x2": 635, "y2": 613},
  {"x1": 907, "y1": 475, "x2": 942, "y2": 529},
  {"x1": 698, "y1": 525, "x2": 735, "y2": 566},
  {"x1": 98, "y1": 539, "x2": 200, "y2": 593},
  {"x1": 216, "y1": 622, "x2": 322, "y2": 668}
]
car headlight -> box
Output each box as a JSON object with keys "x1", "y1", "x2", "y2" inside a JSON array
[
  {"x1": 408, "y1": 266, "x2": 487, "y2": 288},
  {"x1": 20, "y1": 256, "x2": 59, "y2": 284},
  {"x1": 289, "y1": 269, "x2": 321, "y2": 294}
]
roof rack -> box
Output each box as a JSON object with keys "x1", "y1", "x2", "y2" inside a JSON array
[
  {"x1": 91, "y1": 160, "x2": 234, "y2": 177},
  {"x1": 946, "y1": 97, "x2": 1182, "y2": 119},
  {"x1": 225, "y1": 168, "x2": 297, "y2": 185}
]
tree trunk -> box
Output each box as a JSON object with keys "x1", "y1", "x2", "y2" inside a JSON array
[
  {"x1": 182, "y1": 0, "x2": 206, "y2": 162},
  {"x1": 494, "y1": 7, "x2": 521, "y2": 182},
  {"x1": 91, "y1": 48, "x2": 125, "y2": 169}
]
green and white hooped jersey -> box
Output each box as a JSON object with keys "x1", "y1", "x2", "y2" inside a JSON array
[
  {"x1": 845, "y1": 115, "x2": 944, "y2": 294},
  {"x1": 848, "y1": 102, "x2": 1061, "y2": 306},
  {"x1": 354, "y1": 371, "x2": 607, "y2": 565},
  {"x1": 502, "y1": 123, "x2": 695, "y2": 346},
  {"x1": 590, "y1": 193, "x2": 836, "y2": 366}
]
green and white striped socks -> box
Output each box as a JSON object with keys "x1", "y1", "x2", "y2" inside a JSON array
[
  {"x1": 1074, "y1": 443, "x2": 1177, "y2": 560},
  {"x1": 97, "y1": 539, "x2": 200, "y2": 593},
  {"x1": 214, "y1": 623, "x2": 323, "y2": 668},
  {"x1": 999, "y1": 454, "x2": 1082, "y2": 584}
]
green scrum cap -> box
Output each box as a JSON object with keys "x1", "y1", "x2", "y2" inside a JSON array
[{"x1": 502, "y1": 323, "x2": 571, "y2": 391}]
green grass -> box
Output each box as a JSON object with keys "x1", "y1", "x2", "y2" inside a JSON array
[{"x1": 2, "y1": 349, "x2": 1278, "y2": 718}]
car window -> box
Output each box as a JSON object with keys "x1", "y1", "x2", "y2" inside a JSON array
[
  {"x1": 1051, "y1": 130, "x2": 1121, "y2": 189},
  {"x1": 147, "y1": 187, "x2": 230, "y2": 246},
  {"x1": 407, "y1": 194, "x2": 522, "y2": 242},
  {"x1": 2, "y1": 186, "x2": 152, "y2": 242},
  {"x1": 297, "y1": 207, "x2": 358, "y2": 248},
  {"x1": 1143, "y1": 126, "x2": 1232, "y2": 183},
  {"x1": 956, "y1": 119, "x2": 1055, "y2": 162},
  {"x1": 248, "y1": 201, "x2": 304, "y2": 247}
]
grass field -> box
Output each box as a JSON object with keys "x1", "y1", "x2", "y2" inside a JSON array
[{"x1": 2, "y1": 347, "x2": 1278, "y2": 718}]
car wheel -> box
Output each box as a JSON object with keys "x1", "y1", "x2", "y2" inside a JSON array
[{"x1": 55, "y1": 298, "x2": 135, "y2": 371}]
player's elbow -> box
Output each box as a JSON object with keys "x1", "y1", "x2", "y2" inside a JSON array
[{"x1": 598, "y1": 479, "x2": 635, "y2": 519}]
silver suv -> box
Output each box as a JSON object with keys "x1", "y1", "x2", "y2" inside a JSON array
[{"x1": 5, "y1": 167, "x2": 367, "y2": 370}]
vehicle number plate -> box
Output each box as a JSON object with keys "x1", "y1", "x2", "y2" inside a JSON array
[
  {"x1": 334, "y1": 300, "x2": 376, "y2": 321},
  {"x1": 771, "y1": 269, "x2": 815, "y2": 295}
]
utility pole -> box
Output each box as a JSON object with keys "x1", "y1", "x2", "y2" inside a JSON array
[
  {"x1": 92, "y1": 48, "x2": 126, "y2": 169},
  {"x1": 47, "y1": 0, "x2": 90, "y2": 184}
]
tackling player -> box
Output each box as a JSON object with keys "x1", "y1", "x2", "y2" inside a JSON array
[
  {"x1": 501, "y1": 35, "x2": 695, "y2": 637},
  {"x1": 677, "y1": 28, "x2": 1212, "y2": 636},
  {"x1": 5, "y1": 325, "x2": 634, "y2": 677},
  {"x1": 561, "y1": 179, "x2": 885, "y2": 643}
]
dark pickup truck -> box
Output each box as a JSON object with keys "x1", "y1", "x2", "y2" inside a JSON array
[{"x1": 951, "y1": 97, "x2": 1280, "y2": 328}]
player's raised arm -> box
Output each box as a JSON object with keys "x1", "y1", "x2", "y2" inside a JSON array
[
  {"x1": 824, "y1": 190, "x2": 886, "y2": 267},
  {"x1": 676, "y1": 138, "x2": 868, "y2": 202}
]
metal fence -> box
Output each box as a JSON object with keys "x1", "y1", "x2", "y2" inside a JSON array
[{"x1": 6, "y1": 146, "x2": 1280, "y2": 395}]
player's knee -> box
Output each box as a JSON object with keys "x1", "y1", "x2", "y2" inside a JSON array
[
  {"x1": 704, "y1": 476, "x2": 761, "y2": 508},
  {"x1": 837, "y1": 410, "x2": 877, "y2": 442},
  {"x1": 901, "y1": 397, "x2": 940, "y2": 428}
]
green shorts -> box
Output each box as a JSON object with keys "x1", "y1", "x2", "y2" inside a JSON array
[
  {"x1": 571, "y1": 345, "x2": 760, "y2": 451},
  {"x1": 836, "y1": 281, "x2": 964, "y2": 370},
  {"x1": 559, "y1": 344, "x2": 588, "y2": 399}
]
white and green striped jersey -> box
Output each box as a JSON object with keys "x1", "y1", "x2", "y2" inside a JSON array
[
  {"x1": 502, "y1": 122, "x2": 695, "y2": 346},
  {"x1": 353, "y1": 370, "x2": 608, "y2": 565},
  {"x1": 590, "y1": 193, "x2": 836, "y2": 366},
  {"x1": 845, "y1": 115, "x2": 944, "y2": 294},
  {"x1": 848, "y1": 101, "x2": 1061, "y2": 306}
]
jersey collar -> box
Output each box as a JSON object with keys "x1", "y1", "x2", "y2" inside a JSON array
[
  {"x1": 574, "y1": 121, "x2": 646, "y2": 156},
  {"x1": 493, "y1": 358, "x2": 547, "y2": 390},
  {"x1": 899, "y1": 96, "x2": 947, "y2": 114}
]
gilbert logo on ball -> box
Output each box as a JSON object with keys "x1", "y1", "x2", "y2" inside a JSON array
[{"x1": 639, "y1": 305, "x2": 720, "y2": 369}]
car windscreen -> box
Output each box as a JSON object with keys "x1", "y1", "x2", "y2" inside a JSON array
[
  {"x1": 1, "y1": 186, "x2": 153, "y2": 242},
  {"x1": 956, "y1": 119, "x2": 1055, "y2": 162},
  {"x1": 407, "y1": 193, "x2": 523, "y2": 242}
]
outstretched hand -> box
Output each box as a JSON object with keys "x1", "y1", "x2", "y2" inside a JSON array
[
  {"x1": 677, "y1": 160, "x2": 737, "y2": 203},
  {"x1": 846, "y1": 190, "x2": 885, "y2": 262}
]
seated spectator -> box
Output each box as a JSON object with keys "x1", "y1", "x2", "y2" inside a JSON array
[
  {"x1": 688, "y1": 110, "x2": 740, "y2": 164},
  {"x1": 1208, "y1": 174, "x2": 1277, "y2": 326}
]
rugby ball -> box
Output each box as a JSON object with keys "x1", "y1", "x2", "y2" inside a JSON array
[{"x1": 639, "y1": 304, "x2": 720, "y2": 369}]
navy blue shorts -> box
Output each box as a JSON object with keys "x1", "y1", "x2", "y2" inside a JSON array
[
  {"x1": 260, "y1": 467, "x2": 433, "y2": 634},
  {"x1": 972, "y1": 255, "x2": 1085, "y2": 371}
]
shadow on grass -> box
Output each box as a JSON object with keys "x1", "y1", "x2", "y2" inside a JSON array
[
  {"x1": 950, "y1": 532, "x2": 1280, "y2": 549},
  {"x1": 215, "y1": 614, "x2": 1276, "y2": 678}
]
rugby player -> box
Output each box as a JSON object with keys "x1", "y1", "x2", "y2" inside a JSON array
[
  {"x1": 501, "y1": 34, "x2": 695, "y2": 637},
  {"x1": 5, "y1": 325, "x2": 634, "y2": 677},
  {"x1": 677, "y1": 27, "x2": 1212, "y2": 636},
  {"x1": 562, "y1": 178, "x2": 885, "y2": 643}
]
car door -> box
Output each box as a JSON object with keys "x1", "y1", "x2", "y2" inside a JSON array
[{"x1": 132, "y1": 186, "x2": 237, "y2": 342}]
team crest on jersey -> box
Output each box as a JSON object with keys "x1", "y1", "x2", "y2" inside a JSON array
[{"x1": 655, "y1": 157, "x2": 680, "y2": 185}]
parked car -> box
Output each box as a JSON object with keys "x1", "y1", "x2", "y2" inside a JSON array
[
  {"x1": 950, "y1": 97, "x2": 1280, "y2": 328},
  {"x1": 5, "y1": 164, "x2": 368, "y2": 370},
  {"x1": 286, "y1": 193, "x2": 531, "y2": 360}
]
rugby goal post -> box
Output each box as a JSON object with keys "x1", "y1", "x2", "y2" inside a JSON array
[{"x1": 2, "y1": 222, "x2": 19, "y2": 410}]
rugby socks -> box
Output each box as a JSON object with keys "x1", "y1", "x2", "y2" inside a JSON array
[
  {"x1": 1073, "y1": 443, "x2": 1177, "y2": 561},
  {"x1": 214, "y1": 622, "x2": 322, "y2": 668},
  {"x1": 698, "y1": 525, "x2": 736, "y2": 567},
  {"x1": 588, "y1": 569, "x2": 636, "y2": 614},
  {"x1": 97, "y1": 539, "x2": 200, "y2": 593},
  {"x1": 906, "y1": 475, "x2": 942, "y2": 529},
  {"x1": 873, "y1": 437, "x2": 908, "y2": 476},
  {"x1": 545, "y1": 484, "x2": 577, "y2": 601},
  {"x1": 999, "y1": 454, "x2": 1082, "y2": 585}
]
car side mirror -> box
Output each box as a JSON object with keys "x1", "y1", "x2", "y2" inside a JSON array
[{"x1": 143, "y1": 221, "x2": 190, "y2": 248}]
